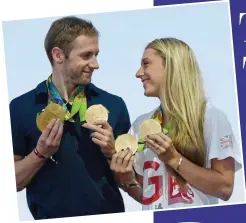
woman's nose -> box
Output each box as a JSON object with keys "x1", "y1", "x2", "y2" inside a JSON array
[{"x1": 136, "y1": 67, "x2": 144, "y2": 78}]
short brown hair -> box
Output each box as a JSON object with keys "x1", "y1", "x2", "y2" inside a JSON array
[{"x1": 44, "y1": 16, "x2": 99, "y2": 65}]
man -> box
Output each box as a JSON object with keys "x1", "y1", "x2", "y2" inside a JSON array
[{"x1": 9, "y1": 16, "x2": 131, "y2": 219}]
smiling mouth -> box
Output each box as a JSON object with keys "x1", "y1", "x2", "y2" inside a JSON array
[
  {"x1": 142, "y1": 79, "x2": 149, "y2": 86},
  {"x1": 83, "y1": 72, "x2": 93, "y2": 77}
]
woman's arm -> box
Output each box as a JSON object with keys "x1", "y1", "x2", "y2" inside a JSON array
[
  {"x1": 169, "y1": 153, "x2": 234, "y2": 201},
  {"x1": 110, "y1": 149, "x2": 143, "y2": 203},
  {"x1": 145, "y1": 106, "x2": 241, "y2": 201},
  {"x1": 120, "y1": 173, "x2": 143, "y2": 203},
  {"x1": 145, "y1": 133, "x2": 236, "y2": 201}
]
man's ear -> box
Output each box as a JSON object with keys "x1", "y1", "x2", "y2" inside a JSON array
[{"x1": 51, "y1": 47, "x2": 66, "y2": 64}]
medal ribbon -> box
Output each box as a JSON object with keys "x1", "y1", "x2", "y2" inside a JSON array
[
  {"x1": 46, "y1": 75, "x2": 87, "y2": 123},
  {"x1": 137, "y1": 106, "x2": 171, "y2": 152}
]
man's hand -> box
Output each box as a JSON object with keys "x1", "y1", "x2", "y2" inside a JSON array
[
  {"x1": 82, "y1": 120, "x2": 116, "y2": 158},
  {"x1": 36, "y1": 119, "x2": 64, "y2": 158}
]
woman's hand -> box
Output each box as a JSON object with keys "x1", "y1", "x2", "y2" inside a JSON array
[
  {"x1": 110, "y1": 149, "x2": 136, "y2": 185},
  {"x1": 145, "y1": 132, "x2": 181, "y2": 169}
]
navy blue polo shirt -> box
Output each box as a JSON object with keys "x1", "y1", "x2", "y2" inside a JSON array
[{"x1": 9, "y1": 80, "x2": 131, "y2": 219}]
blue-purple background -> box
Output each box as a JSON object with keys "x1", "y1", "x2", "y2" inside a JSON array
[
  {"x1": 154, "y1": 0, "x2": 222, "y2": 6},
  {"x1": 154, "y1": 204, "x2": 244, "y2": 223},
  {"x1": 153, "y1": 0, "x2": 246, "y2": 222}
]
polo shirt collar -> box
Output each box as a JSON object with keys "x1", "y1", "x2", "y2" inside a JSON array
[{"x1": 35, "y1": 80, "x2": 100, "y2": 98}]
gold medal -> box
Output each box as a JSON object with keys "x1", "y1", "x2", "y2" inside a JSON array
[
  {"x1": 85, "y1": 104, "x2": 108, "y2": 124},
  {"x1": 139, "y1": 119, "x2": 162, "y2": 140},
  {"x1": 115, "y1": 134, "x2": 138, "y2": 154},
  {"x1": 36, "y1": 103, "x2": 65, "y2": 132}
]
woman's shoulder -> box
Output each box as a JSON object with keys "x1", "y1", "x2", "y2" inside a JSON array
[
  {"x1": 204, "y1": 101, "x2": 229, "y2": 122},
  {"x1": 204, "y1": 101, "x2": 232, "y2": 131}
]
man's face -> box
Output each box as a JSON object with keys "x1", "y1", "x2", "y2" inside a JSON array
[{"x1": 63, "y1": 34, "x2": 99, "y2": 85}]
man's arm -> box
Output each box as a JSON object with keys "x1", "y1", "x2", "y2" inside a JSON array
[
  {"x1": 14, "y1": 119, "x2": 63, "y2": 191},
  {"x1": 14, "y1": 154, "x2": 46, "y2": 191}
]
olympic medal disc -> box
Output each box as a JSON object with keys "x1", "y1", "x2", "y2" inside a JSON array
[
  {"x1": 115, "y1": 134, "x2": 138, "y2": 154},
  {"x1": 85, "y1": 104, "x2": 108, "y2": 124},
  {"x1": 36, "y1": 103, "x2": 65, "y2": 132},
  {"x1": 139, "y1": 119, "x2": 162, "y2": 140}
]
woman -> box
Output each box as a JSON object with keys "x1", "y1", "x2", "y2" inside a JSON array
[{"x1": 110, "y1": 37, "x2": 242, "y2": 210}]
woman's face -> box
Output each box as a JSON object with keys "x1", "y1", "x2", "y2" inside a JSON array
[{"x1": 136, "y1": 48, "x2": 165, "y2": 97}]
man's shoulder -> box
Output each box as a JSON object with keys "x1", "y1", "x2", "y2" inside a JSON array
[
  {"x1": 10, "y1": 89, "x2": 34, "y2": 106},
  {"x1": 10, "y1": 81, "x2": 46, "y2": 111},
  {"x1": 90, "y1": 83, "x2": 125, "y2": 105}
]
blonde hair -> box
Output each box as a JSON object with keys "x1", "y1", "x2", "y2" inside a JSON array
[{"x1": 146, "y1": 37, "x2": 207, "y2": 168}]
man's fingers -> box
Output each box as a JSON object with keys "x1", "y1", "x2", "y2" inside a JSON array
[
  {"x1": 54, "y1": 122, "x2": 64, "y2": 143},
  {"x1": 90, "y1": 132, "x2": 108, "y2": 142},
  {"x1": 91, "y1": 120, "x2": 112, "y2": 130},
  {"x1": 42, "y1": 119, "x2": 56, "y2": 138},
  {"x1": 83, "y1": 123, "x2": 109, "y2": 136},
  {"x1": 91, "y1": 137, "x2": 107, "y2": 148},
  {"x1": 48, "y1": 120, "x2": 60, "y2": 140}
]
